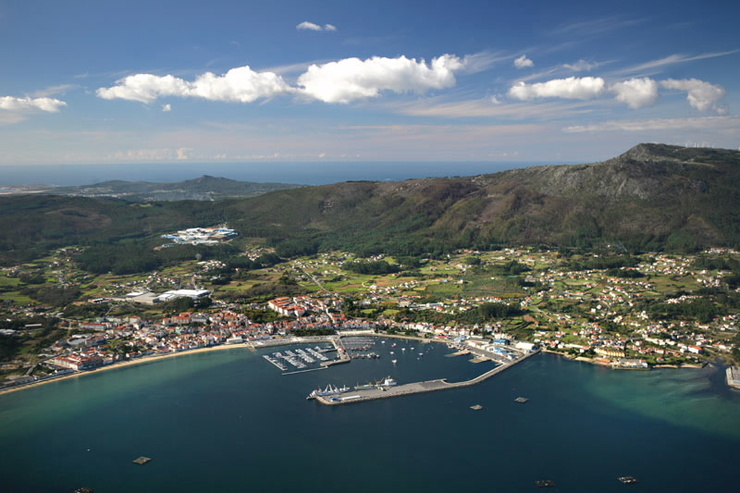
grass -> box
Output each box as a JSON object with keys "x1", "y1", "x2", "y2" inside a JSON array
[
  {"x1": 0, "y1": 276, "x2": 21, "y2": 287},
  {"x1": 1, "y1": 292, "x2": 34, "y2": 304}
]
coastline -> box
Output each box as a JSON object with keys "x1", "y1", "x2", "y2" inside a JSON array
[
  {"x1": 541, "y1": 348, "x2": 706, "y2": 370},
  {"x1": 0, "y1": 343, "x2": 249, "y2": 397},
  {"x1": 0, "y1": 335, "x2": 716, "y2": 398},
  {"x1": 0, "y1": 332, "x2": 454, "y2": 397}
]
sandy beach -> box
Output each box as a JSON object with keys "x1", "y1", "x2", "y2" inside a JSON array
[{"x1": 0, "y1": 343, "x2": 250, "y2": 397}]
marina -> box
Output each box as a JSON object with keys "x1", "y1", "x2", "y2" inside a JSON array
[
  {"x1": 255, "y1": 336, "x2": 346, "y2": 374},
  {"x1": 311, "y1": 348, "x2": 541, "y2": 405}
]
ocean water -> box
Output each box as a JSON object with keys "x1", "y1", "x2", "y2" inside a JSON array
[
  {"x1": 0, "y1": 161, "x2": 548, "y2": 187},
  {"x1": 0, "y1": 342, "x2": 738, "y2": 493}
]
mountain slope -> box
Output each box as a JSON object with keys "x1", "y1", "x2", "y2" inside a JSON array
[
  {"x1": 0, "y1": 144, "x2": 737, "y2": 265},
  {"x1": 222, "y1": 143, "x2": 739, "y2": 253}
]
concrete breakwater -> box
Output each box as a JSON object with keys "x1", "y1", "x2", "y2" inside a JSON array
[{"x1": 314, "y1": 349, "x2": 541, "y2": 406}]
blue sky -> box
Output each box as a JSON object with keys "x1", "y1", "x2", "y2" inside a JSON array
[{"x1": 1, "y1": 0, "x2": 738, "y2": 168}]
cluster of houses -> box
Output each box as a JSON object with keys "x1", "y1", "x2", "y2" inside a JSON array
[{"x1": 161, "y1": 226, "x2": 238, "y2": 246}]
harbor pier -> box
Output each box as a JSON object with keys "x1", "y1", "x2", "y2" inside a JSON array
[{"x1": 313, "y1": 348, "x2": 541, "y2": 405}]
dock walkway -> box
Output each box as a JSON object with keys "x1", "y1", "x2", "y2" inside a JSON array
[{"x1": 314, "y1": 349, "x2": 541, "y2": 406}]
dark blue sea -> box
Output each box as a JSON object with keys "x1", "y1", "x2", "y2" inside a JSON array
[
  {"x1": 1, "y1": 341, "x2": 739, "y2": 493},
  {"x1": 0, "y1": 161, "x2": 553, "y2": 187}
]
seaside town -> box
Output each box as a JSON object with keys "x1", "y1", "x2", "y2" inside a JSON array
[{"x1": 1, "y1": 236, "x2": 739, "y2": 392}]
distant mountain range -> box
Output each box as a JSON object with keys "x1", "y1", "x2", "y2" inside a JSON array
[
  {"x1": 0, "y1": 143, "x2": 737, "y2": 264},
  {"x1": 8, "y1": 175, "x2": 303, "y2": 201}
]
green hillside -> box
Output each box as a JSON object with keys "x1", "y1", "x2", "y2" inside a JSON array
[
  {"x1": 0, "y1": 144, "x2": 737, "y2": 267},
  {"x1": 222, "y1": 143, "x2": 740, "y2": 254}
]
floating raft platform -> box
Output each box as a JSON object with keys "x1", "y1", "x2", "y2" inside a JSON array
[{"x1": 133, "y1": 456, "x2": 151, "y2": 465}]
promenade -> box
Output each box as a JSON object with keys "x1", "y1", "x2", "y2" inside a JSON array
[{"x1": 314, "y1": 348, "x2": 541, "y2": 405}]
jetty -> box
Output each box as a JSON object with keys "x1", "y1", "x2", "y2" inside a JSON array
[
  {"x1": 313, "y1": 349, "x2": 540, "y2": 406},
  {"x1": 726, "y1": 366, "x2": 740, "y2": 389}
]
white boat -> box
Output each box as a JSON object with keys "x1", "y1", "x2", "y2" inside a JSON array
[
  {"x1": 391, "y1": 359, "x2": 397, "y2": 364},
  {"x1": 306, "y1": 384, "x2": 350, "y2": 400},
  {"x1": 379, "y1": 376, "x2": 397, "y2": 387}
]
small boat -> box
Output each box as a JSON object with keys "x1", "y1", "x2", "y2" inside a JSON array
[
  {"x1": 391, "y1": 359, "x2": 397, "y2": 364},
  {"x1": 306, "y1": 384, "x2": 350, "y2": 400},
  {"x1": 535, "y1": 479, "x2": 555, "y2": 488},
  {"x1": 618, "y1": 476, "x2": 639, "y2": 485},
  {"x1": 379, "y1": 376, "x2": 397, "y2": 387},
  {"x1": 354, "y1": 382, "x2": 376, "y2": 390}
]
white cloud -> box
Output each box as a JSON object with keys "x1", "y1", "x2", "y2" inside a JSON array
[
  {"x1": 660, "y1": 78, "x2": 726, "y2": 112},
  {"x1": 96, "y1": 74, "x2": 190, "y2": 103},
  {"x1": 297, "y1": 54, "x2": 464, "y2": 103},
  {"x1": 564, "y1": 59, "x2": 597, "y2": 72},
  {"x1": 97, "y1": 67, "x2": 291, "y2": 104},
  {"x1": 297, "y1": 21, "x2": 337, "y2": 32},
  {"x1": 188, "y1": 66, "x2": 291, "y2": 103},
  {"x1": 508, "y1": 76, "x2": 605, "y2": 101},
  {"x1": 553, "y1": 15, "x2": 643, "y2": 37},
  {"x1": 30, "y1": 84, "x2": 78, "y2": 98},
  {"x1": 162, "y1": 104, "x2": 172, "y2": 112},
  {"x1": 617, "y1": 50, "x2": 739, "y2": 76},
  {"x1": 564, "y1": 115, "x2": 740, "y2": 133},
  {"x1": 610, "y1": 78, "x2": 659, "y2": 109},
  {"x1": 514, "y1": 55, "x2": 534, "y2": 69},
  {"x1": 0, "y1": 96, "x2": 67, "y2": 112},
  {"x1": 297, "y1": 21, "x2": 322, "y2": 31},
  {"x1": 396, "y1": 98, "x2": 595, "y2": 120}
]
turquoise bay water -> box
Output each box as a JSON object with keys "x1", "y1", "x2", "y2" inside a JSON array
[{"x1": 1, "y1": 341, "x2": 739, "y2": 492}]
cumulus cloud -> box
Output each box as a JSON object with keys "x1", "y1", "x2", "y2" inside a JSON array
[
  {"x1": 508, "y1": 76, "x2": 606, "y2": 101},
  {"x1": 97, "y1": 67, "x2": 291, "y2": 104},
  {"x1": 188, "y1": 66, "x2": 291, "y2": 102},
  {"x1": 660, "y1": 78, "x2": 726, "y2": 112},
  {"x1": 297, "y1": 21, "x2": 336, "y2": 31},
  {"x1": 0, "y1": 96, "x2": 67, "y2": 112},
  {"x1": 610, "y1": 78, "x2": 659, "y2": 109},
  {"x1": 96, "y1": 74, "x2": 190, "y2": 103},
  {"x1": 514, "y1": 55, "x2": 534, "y2": 69},
  {"x1": 297, "y1": 54, "x2": 464, "y2": 103}
]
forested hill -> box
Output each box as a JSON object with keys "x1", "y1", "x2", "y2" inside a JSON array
[
  {"x1": 220, "y1": 143, "x2": 740, "y2": 254},
  {"x1": 38, "y1": 175, "x2": 302, "y2": 201},
  {"x1": 0, "y1": 143, "x2": 737, "y2": 264}
]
